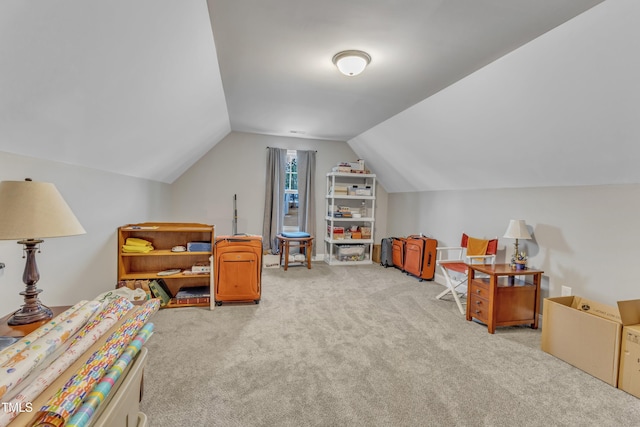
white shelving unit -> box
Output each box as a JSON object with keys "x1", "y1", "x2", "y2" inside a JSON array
[{"x1": 324, "y1": 172, "x2": 376, "y2": 265}]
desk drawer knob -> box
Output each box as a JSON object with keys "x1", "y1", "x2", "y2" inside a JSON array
[
  {"x1": 476, "y1": 289, "x2": 481, "y2": 294},
  {"x1": 475, "y1": 310, "x2": 481, "y2": 314},
  {"x1": 476, "y1": 301, "x2": 482, "y2": 305}
]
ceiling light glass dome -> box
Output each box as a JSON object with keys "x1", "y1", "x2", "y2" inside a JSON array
[{"x1": 332, "y1": 50, "x2": 371, "y2": 76}]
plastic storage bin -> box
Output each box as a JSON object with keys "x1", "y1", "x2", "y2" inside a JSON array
[{"x1": 336, "y1": 245, "x2": 366, "y2": 261}]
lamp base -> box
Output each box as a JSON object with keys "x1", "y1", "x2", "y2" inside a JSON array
[
  {"x1": 7, "y1": 238, "x2": 53, "y2": 325},
  {"x1": 8, "y1": 303, "x2": 53, "y2": 325}
]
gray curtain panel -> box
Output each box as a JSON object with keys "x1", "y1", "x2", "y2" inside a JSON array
[
  {"x1": 297, "y1": 150, "x2": 316, "y2": 256},
  {"x1": 262, "y1": 147, "x2": 287, "y2": 254}
]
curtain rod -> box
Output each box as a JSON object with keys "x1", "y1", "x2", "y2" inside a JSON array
[{"x1": 266, "y1": 146, "x2": 317, "y2": 152}]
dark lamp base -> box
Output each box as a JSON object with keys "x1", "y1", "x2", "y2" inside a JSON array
[
  {"x1": 8, "y1": 238, "x2": 53, "y2": 325},
  {"x1": 7, "y1": 304, "x2": 53, "y2": 325}
]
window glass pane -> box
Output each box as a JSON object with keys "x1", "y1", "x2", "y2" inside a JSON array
[
  {"x1": 283, "y1": 150, "x2": 299, "y2": 231},
  {"x1": 285, "y1": 151, "x2": 298, "y2": 192}
]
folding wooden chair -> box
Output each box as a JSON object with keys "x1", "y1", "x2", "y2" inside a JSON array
[{"x1": 436, "y1": 233, "x2": 498, "y2": 314}]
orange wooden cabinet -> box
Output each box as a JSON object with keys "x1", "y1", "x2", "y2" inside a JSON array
[{"x1": 467, "y1": 263, "x2": 543, "y2": 334}]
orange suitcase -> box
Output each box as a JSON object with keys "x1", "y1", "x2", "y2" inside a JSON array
[
  {"x1": 214, "y1": 235, "x2": 262, "y2": 305},
  {"x1": 404, "y1": 235, "x2": 437, "y2": 282},
  {"x1": 392, "y1": 237, "x2": 406, "y2": 271}
]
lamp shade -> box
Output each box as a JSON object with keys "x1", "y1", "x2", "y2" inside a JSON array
[
  {"x1": 503, "y1": 219, "x2": 531, "y2": 240},
  {"x1": 0, "y1": 180, "x2": 86, "y2": 240},
  {"x1": 332, "y1": 50, "x2": 371, "y2": 76}
]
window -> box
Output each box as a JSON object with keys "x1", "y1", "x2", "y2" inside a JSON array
[
  {"x1": 285, "y1": 150, "x2": 297, "y2": 198},
  {"x1": 284, "y1": 150, "x2": 299, "y2": 231}
]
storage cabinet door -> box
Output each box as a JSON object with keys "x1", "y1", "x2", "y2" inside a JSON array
[{"x1": 496, "y1": 286, "x2": 536, "y2": 323}]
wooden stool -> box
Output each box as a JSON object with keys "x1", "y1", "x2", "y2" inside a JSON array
[{"x1": 277, "y1": 234, "x2": 314, "y2": 271}]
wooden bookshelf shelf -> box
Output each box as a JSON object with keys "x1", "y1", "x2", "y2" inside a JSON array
[
  {"x1": 117, "y1": 222, "x2": 214, "y2": 309},
  {"x1": 120, "y1": 250, "x2": 211, "y2": 257}
]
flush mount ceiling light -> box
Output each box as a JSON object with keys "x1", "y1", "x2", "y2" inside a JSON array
[{"x1": 332, "y1": 50, "x2": 371, "y2": 77}]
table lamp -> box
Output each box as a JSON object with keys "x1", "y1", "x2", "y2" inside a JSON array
[
  {"x1": 503, "y1": 219, "x2": 532, "y2": 263},
  {"x1": 0, "y1": 179, "x2": 86, "y2": 325}
]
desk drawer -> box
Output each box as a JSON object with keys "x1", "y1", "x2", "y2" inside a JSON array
[
  {"x1": 468, "y1": 294, "x2": 489, "y2": 322},
  {"x1": 469, "y1": 279, "x2": 490, "y2": 299}
]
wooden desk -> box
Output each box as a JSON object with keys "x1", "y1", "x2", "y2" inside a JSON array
[
  {"x1": 467, "y1": 264, "x2": 543, "y2": 334},
  {"x1": 0, "y1": 306, "x2": 71, "y2": 338}
]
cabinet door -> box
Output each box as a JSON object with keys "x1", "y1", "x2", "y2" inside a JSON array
[{"x1": 496, "y1": 286, "x2": 536, "y2": 323}]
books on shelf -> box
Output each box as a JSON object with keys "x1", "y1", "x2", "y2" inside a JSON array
[
  {"x1": 156, "y1": 279, "x2": 172, "y2": 296},
  {"x1": 170, "y1": 285, "x2": 211, "y2": 306},
  {"x1": 149, "y1": 279, "x2": 172, "y2": 307},
  {"x1": 175, "y1": 285, "x2": 210, "y2": 298},
  {"x1": 169, "y1": 296, "x2": 210, "y2": 306}
]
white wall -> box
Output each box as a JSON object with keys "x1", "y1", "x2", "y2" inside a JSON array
[
  {"x1": 0, "y1": 151, "x2": 171, "y2": 315},
  {"x1": 387, "y1": 184, "x2": 640, "y2": 307},
  {"x1": 170, "y1": 131, "x2": 388, "y2": 254}
]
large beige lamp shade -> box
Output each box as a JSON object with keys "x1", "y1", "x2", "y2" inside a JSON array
[
  {"x1": 0, "y1": 179, "x2": 86, "y2": 325},
  {"x1": 503, "y1": 219, "x2": 532, "y2": 261}
]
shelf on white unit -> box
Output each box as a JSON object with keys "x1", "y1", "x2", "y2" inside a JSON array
[
  {"x1": 326, "y1": 172, "x2": 376, "y2": 178},
  {"x1": 325, "y1": 195, "x2": 375, "y2": 200},
  {"x1": 324, "y1": 238, "x2": 374, "y2": 244},
  {"x1": 325, "y1": 216, "x2": 375, "y2": 222}
]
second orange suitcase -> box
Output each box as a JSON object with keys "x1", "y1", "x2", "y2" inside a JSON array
[
  {"x1": 392, "y1": 237, "x2": 406, "y2": 271},
  {"x1": 404, "y1": 235, "x2": 437, "y2": 282},
  {"x1": 214, "y1": 235, "x2": 262, "y2": 305}
]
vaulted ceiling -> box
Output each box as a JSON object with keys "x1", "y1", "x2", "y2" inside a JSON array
[
  {"x1": 4, "y1": 0, "x2": 628, "y2": 192},
  {"x1": 208, "y1": 0, "x2": 603, "y2": 142}
]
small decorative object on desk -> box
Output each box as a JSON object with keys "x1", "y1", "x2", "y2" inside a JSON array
[{"x1": 512, "y1": 252, "x2": 527, "y2": 270}]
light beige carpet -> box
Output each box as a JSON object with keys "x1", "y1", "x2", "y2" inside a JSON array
[
  {"x1": 263, "y1": 254, "x2": 280, "y2": 268},
  {"x1": 140, "y1": 263, "x2": 640, "y2": 426}
]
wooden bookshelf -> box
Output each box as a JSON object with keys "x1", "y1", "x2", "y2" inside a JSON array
[{"x1": 117, "y1": 222, "x2": 214, "y2": 309}]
